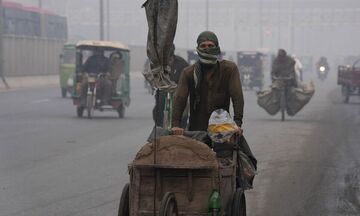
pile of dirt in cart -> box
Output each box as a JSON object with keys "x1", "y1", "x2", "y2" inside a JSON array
[{"x1": 132, "y1": 135, "x2": 218, "y2": 168}]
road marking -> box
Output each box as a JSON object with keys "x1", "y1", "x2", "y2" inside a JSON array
[{"x1": 31, "y1": 99, "x2": 51, "y2": 104}]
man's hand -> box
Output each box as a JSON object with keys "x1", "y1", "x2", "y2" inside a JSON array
[
  {"x1": 235, "y1": 126, "x2": 243, "y2": 136},
  {"x1": 171, "y1": 127, "x2": 184, "y2": 135}
]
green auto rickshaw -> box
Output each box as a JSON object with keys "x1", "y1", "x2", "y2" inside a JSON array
[
  {"x1": 59, "y1": 44, "x2": 76, "y2": 98},
  {"x1": 72, "y1": 40, "x2": 131, "y2": 119}
]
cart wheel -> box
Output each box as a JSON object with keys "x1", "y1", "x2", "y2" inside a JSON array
[
  {"x1": 342, "y1": 85, "x2": 350, "y2": 103},
  {"x1": 76, "y1": 106, "x2": 84, "y2": 117},
  {"x1": 228, "y1": 189, "x2": 246, "y2": 216},
  {"x1": 61, "y1": 88, "x2": 67, "y2": 98},
  {"x1": 159, "y1": 192, "x2": 178, "y2": 216},
  {"x1": 117, "y1": 104, "x2": 125, "y2": 118},
  {"x1": 118, "y1": 183, "x2": 129, "y2": 216}
]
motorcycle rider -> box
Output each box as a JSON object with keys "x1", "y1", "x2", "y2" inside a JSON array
[
  {"x1": 81, "y1": 49, "x2": 112, "y2": 105},
  {"x1": 316, "y1": 56, "x2": 330, "y2": 79}
]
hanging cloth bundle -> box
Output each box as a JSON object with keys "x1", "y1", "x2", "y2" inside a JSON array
[{"x1": 142, "y1": 0, "x2": 178, "y2": 92}]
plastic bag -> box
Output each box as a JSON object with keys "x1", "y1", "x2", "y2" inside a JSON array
[{"x1": 208, "y1": 109, "x2": 237, "y2": 143}]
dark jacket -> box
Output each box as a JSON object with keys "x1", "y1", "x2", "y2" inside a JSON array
[
  {"x1": 172, "y1": 60, "x2": 244, "y2": 131},
  {"x1": 271, "y1": 55, "x2": 296, "y2": 79}
]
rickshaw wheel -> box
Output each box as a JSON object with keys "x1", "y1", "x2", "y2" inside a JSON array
[
  {"x1": 61, "y1": 88, "x2": 67, "y2": 98},
  {"x1": 342, "y1": 85, "x2": 350, "y2": 103},
  {"x1": 86, "y1": 95, "x2": 94, "y2": 119},
  {"x1": 159, "y1": 192, "x2": 178, "y2": 216},
  {"x1": 76, "y1": 106, "x2": 84, "y2": 117},
  {"x1": 117, "y1": 105, "x2": 125, "y2": 118},
  {"x1": 87, "y1": 108, "x2": 93, "y2": 119},
  {"x1": 118, "y1": 183, "x2": 129, "y2": 216},
  {"x1": 228, "y1": 189, "x2": 246, "y2": 216}
]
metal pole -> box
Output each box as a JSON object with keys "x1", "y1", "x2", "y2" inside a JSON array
[
  {"x1": 288, "y1": 0, "x2": 294, "y2": 53},
  {"x1": 259, "y1": 0, "x2": 263, "y2": 49},
  {"x1": 106, "y1": 0, "x2": 110, "y2": 40},
  {"x1": 205, "y1": 0, "x2": 209, "y2": 30},
  {"x1": 100, "y1": 0, "x2": 104, "y2": 40},
  {"x1": 277, "y1": 0, "x2": 281, "y2": 49},
  {"x1": 38, "y1": 0, "x2": 42, "y2": 8},
  {"x1": 0, "y1": 0, "x2": 9, "y2": 88}
]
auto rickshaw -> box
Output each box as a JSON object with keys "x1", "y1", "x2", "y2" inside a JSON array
[
  {"x1": 59, "y1": 44, "x2": 76, "y2": 98},
  {"x1": 72, "y1": 40, "x2": 131, "y2": 119},
  {"x1": 237, "y1": 51, "x2": 264, "y2": 90}
]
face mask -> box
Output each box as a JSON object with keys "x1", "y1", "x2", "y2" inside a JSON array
[{"x1": 197, "y1": 46, "x2": 220, "y2": 65}]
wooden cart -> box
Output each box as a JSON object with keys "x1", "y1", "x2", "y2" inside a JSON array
[
  {"x1": 118, "y1": 135, "x2": 246, "y2": 216},
  {"x1": 337, "y1": 59, "x2": 360, "y2": 103}
]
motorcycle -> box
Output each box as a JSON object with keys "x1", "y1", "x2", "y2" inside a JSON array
[
  {"x1": 85, "y1": 73, "x2": 101, "y2": 118},
  {"x1": 317, "y1": 65, "x2": 328, "y2": 81}
]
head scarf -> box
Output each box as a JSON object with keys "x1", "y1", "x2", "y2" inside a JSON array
[{"x1": 196, "y1": 31, "x2": 221, "y2": 65}]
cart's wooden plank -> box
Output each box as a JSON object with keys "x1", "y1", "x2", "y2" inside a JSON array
[{"x1": 131, "y1": 164, "x2": 216, "y2": 169}]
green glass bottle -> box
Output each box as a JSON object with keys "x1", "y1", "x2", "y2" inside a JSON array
[{"x1": 208, "y1": 190, "x2": 221, "y2": 216}]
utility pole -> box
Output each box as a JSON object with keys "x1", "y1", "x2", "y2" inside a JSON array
[
  {"x1": 277, "y1": 0, "x2": 281, "y2": 49},
  {"x1": 100, "y1": 0, "x2": 104, "y2": 40},
  {"x1": 205, "y1": 0, "x2": 209, "y2": 30},
  {"x1": 0, "y1": 0, "x2": 9, "y2": 88},
  {"x1": 259, "y1": 0, "x2": 264, "y2": 49},
  {"x1": 288, "y1": 0, "x2": 294, "y2": 53},
  {"x1": 106, "y1": 0, "x2": 110, "y2": 40}
]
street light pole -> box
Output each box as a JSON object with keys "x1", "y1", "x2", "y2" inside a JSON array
[
  {"x1": 259, "y1": 0, "x2": 264, "y2": 49},
  {"x1": 106, "y1": 0, "x2": 110, "y2": 40},
  {"x1": 0, "y1": 0, "x2": 9, "y2": 88},
  {"x1": 100, "y1": 0, "x2": 104, "y2": 40},
  {"x1": 205, "y1": 0, "x2": 209, "y2": 30},
  {"x1": 288, "y1": 0, "x2": 294, "y2": 53}
]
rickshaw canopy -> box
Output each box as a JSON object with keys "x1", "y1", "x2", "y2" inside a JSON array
[{"x1": 76, "y1": 40, "x2": 130, "y2": 52}]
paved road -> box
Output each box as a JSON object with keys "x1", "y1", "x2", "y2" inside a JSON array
[{"x1": 0, "y1": 73, "x2": 359, "y2": 216}]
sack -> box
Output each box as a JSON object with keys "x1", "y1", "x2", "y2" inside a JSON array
[
  {"x1": 257, "y1": 88, "x2": 280, "y2": 115},
  {"x1": 238, "y1": 150, "x2": 257, "y2": 189},
  {"x1": 286, "y1": 81, "x2": 315, "y2": 116}
]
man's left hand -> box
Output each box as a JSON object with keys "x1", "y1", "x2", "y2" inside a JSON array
[{"x1": 235, "y1": 126, "x2": 243, "y2": 136}]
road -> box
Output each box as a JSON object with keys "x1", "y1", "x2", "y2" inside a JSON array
[{"x1": 0, "y1": 73, "x2": 359, "y2": 216}]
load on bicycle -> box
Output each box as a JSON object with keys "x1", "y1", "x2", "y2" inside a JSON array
[
  {"x1": 257, "y1": 49, "x2": 315, "y2": 121},
  {"x1": 71, "y1": 40, "x2": 130, "y2": 119}
]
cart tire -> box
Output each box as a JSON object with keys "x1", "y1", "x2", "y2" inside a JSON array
[
  {"x1": 228, "y1": 189, "x2": 246, "y2": 216},
  {"x1": 117, "y1": 104, "x2": 125, "y2": 118},
  {"x1": 118, "y1": 183, "x2": 129, "y2": 216},
  {"x1": 76, "y1": 106, "x2": 84, "y2": 117},
  {"x1": 342, "y1": 85, "x2": 350, "y2": 103},
  {"x1": 61, "y1": 88, "x2": 67, "y2": 98},
  {"x1": 159, "y1": 192, "x2": 178, "y2": 216}
]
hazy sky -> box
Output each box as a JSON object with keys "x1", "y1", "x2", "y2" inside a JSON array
[{"x1": 6, "y1": 0, "x2": 360, "y2": 58}]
